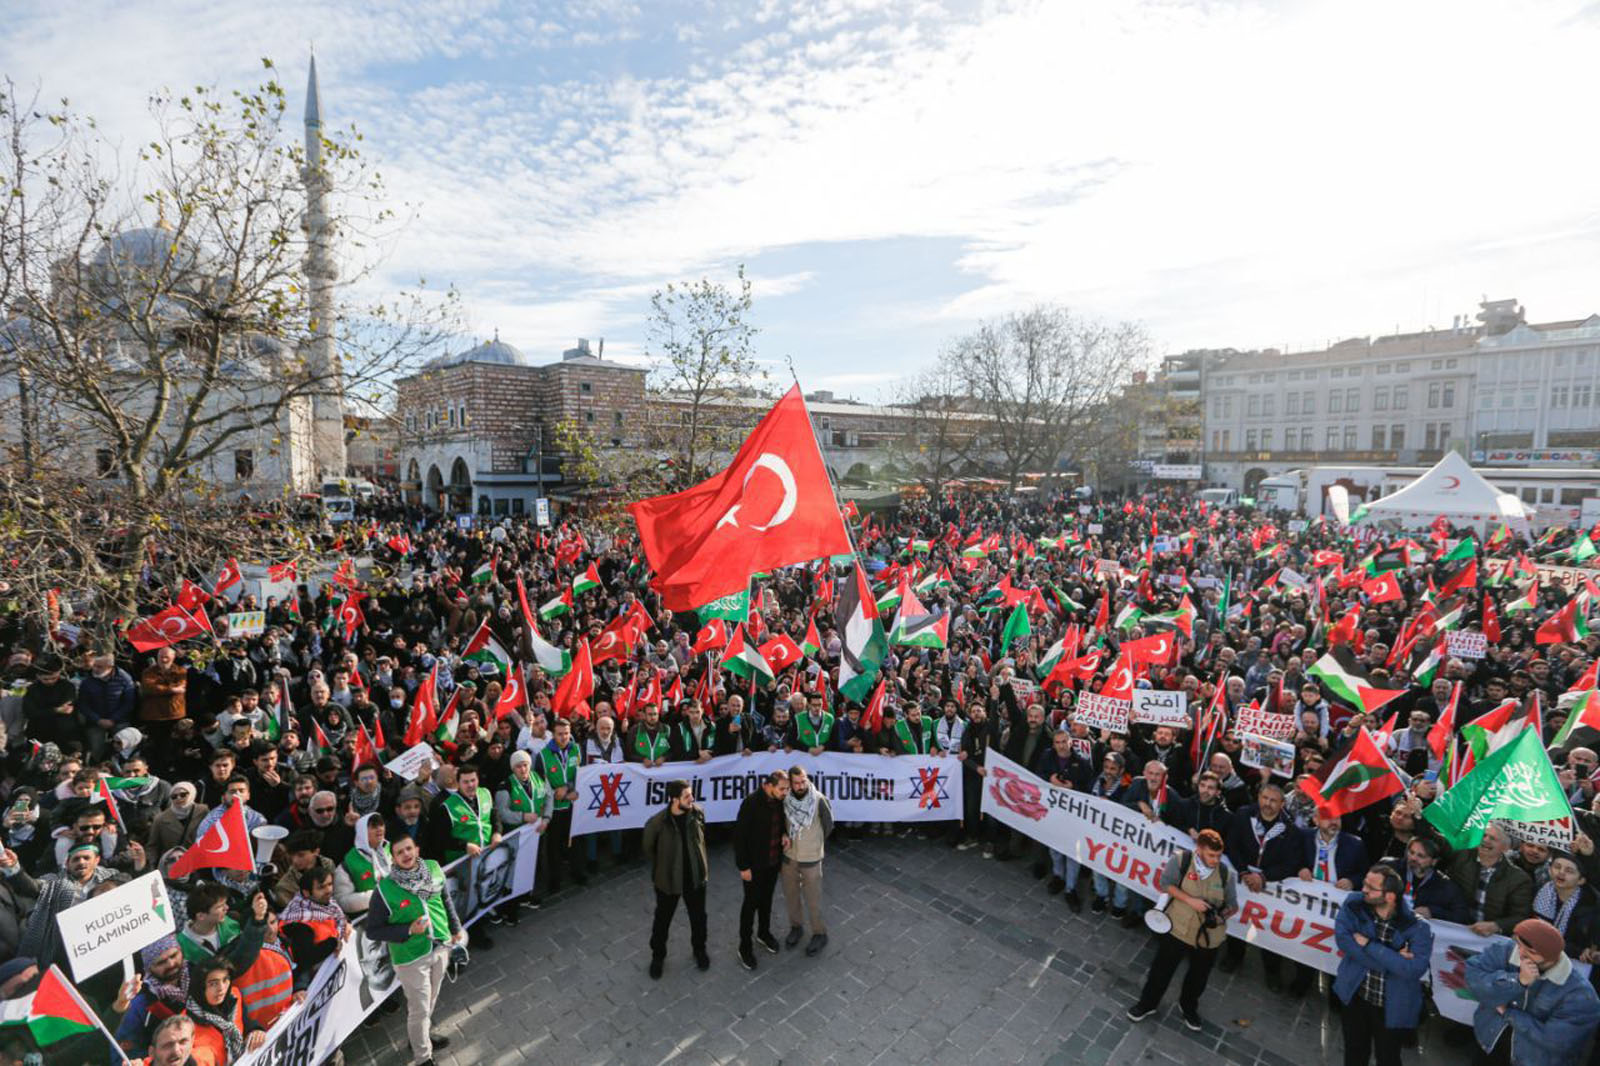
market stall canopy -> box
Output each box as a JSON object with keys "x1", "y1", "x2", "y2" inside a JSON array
[{"x1": 1357, "y1": 451, "x2": 1533, "y2": 532}]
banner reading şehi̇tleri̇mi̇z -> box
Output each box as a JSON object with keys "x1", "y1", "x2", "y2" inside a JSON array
[
  {"x1": 979, "y1": 750, "x2": 1507, "y2": 1028},
  {"x1": 569, "y1": 751, "x2": 962, "y2": 836}
]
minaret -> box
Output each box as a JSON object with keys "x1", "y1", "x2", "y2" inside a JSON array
[{"x1": 301, "y1": 54, "x2": 347, "y2": 479}]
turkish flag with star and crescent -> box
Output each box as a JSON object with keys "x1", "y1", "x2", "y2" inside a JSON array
[
  {"x1": 631, "y1": 385, "x2": 851, "y2": 611},
  {"x1": 166, "y1": 798, "x2": 254, "y2": 879},
  {"x1": 126, "y1": 603, "x2": 212, "y2": 652}
]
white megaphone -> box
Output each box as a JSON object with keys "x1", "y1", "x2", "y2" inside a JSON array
[
  {"x1": 1144, "y1": 892, "x2": 1174, "y2": 935},
  {"x1": 252, "y1": 824, "x2": 288, "y2": 869}
]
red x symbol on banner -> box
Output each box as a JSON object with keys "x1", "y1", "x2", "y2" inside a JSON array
[
  {"x1": 595, "y1": 773, "x2": 624, "y2": 818},
  {"x1": 917, "y1": 768, "x2": 943, "y2": 810}
]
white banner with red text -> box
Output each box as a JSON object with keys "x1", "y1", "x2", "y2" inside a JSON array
[
  {"x1": 981, "y1": 751, "x2": 1499, "y2": 1027},
  {"x1": 569, "y1": 751, "x2": 963, "y2": 837}
]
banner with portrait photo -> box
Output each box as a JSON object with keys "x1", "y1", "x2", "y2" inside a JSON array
[
  {"x1": 568, "y1": 751, "x2": 962, "y2": 837},
  {"x1": 980, "y1": 751, "x2": 1497, "y2": 1027}
]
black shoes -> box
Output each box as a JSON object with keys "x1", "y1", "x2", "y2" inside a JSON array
[
  {"x1": 805, "y1": 933, "x2": 827, "y2": 957},
  {"x1": 1110, "y1": 905, "x2": 1127, "y2": 920},
  {"x1": 738, "y1": 947, "x2": 756, "y2": 970},
  {"x1": 695, "y1": 951, "x2": 710, "y2": 971},
  {"x1": 1180, "y1": 1007, "x2": 1203, "y2": 1032},
  {"x1": 1120, "y1": 910, "x2": 1141, "y2": 929},
  {"x1": 431, "y1": 1036, "x2": 451, "y2": 1051},
  {"x1": 785, "y1": 928, "x2": 805, "y2": 948},
  {"x1": 1090, "y1": 896, "x2": 1107, "y2": 914},
  {"x1": 1045, "y1": 876, "x2": 1065, "y2": 895},
  {"x1": 757, "y1": 932, "x2": 780, "y2": 954},
  {"x1": 1126, "y1": 1003, "x2": 1156, "y2": 1022},
  {"x1": 1064, "y1": 890, "x2": 1083, "y2": 913},
  {"x1": 649, "y1": 958, "x2": 663, "y2": 980}
]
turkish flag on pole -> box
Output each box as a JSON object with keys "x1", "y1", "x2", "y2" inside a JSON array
[
  {"x1": 1121, "y1": 631, "x2": 1173, "y2": 666},
  {"x1": 126, "y1": 604, "x2": 211, "y2": 652},
  {"x1": 631, "y1": 386, "x2": 851, "y2": 611},
  {"x1": 167, "y1": 800, "x2": 254, "y2": 879},
  {"x1": 553, "y1": 640, "x2": 595, "y2": 719},
  {"x1": 494, "y1": 665, "x2": 529, "y2": 720},
  {"x1": 405, "y1": 664, "x2": 439, "y2": 746}
]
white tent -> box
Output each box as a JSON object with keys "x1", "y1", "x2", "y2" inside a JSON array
[{"x1": 1357, "y1": 451, "x2": 1533, "y2": 533}]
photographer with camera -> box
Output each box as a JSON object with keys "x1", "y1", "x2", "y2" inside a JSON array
[
  {"x1": 1127, "y1": 828, "x2": 1236, "y2": 1032},
  {"x1": 365, "y1": 834, "x2": 466, "y2": 1066}
]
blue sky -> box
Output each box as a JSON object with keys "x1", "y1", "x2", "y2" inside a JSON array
[{"x1": 6, "y1": 0, "x2": 1600, "y2": 399}]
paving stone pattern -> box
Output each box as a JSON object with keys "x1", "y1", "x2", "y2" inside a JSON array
[{"x1": 341, "y1": 835, "x2": 1453, "y2": 1066}]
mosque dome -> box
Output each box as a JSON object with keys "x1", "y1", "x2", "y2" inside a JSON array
[{"x1": 429, "y1": 332, "x2": 527, "y2": 369}]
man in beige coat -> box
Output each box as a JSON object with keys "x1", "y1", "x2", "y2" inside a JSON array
[{"x1": 781, "y1": 766, "x2": 834, "y2": 957}]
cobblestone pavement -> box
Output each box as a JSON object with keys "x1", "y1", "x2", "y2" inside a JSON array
[{"x1": 341, "y1": 833, "x2": 1452, "y2": 1066}]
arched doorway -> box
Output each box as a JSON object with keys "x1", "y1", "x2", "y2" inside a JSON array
[
  {"x1": 1244, "y1": 467, "x2": 1270, "y2": 495},
  {"x1": 448, "y1": 457, "x2": 473, "y2": 514},
  {"x1": 405, "y1": 459, "x2": 421, "y2": 505},
  {"x1": 425, "y1": 464, "x2": 444, "y2": 512}
]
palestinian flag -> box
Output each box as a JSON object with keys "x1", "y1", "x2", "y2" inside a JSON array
[
  {"x1": 572, "y1": 562, "x2": 603, "y2": 595},
  {"x1": 462, "y1": 620, "x2": 512, "y2": 676},
  {"x1": 1362, "y1": 546, "x2": 1409, "y2": 575},
  {"x1": 1551, "y1": 689, "x2": 1600, "y2": 748},
  {"x1": 1148, "y1": 595, "x2": 1196, "y2": 638},
  {"x1": 1505, "y1": 581, "x2": 1539, "y2": 614},
  {"x1": 909, "y1": 538, "x2": 932, "y2": 554},
  {"x1": 526, "y1": 622, "x2": 571, "y2": 677},
  {"x1": 1438, "y1": 559, "x2": 1478, "y2": 597},
  {"x1": 697, "y1": 588, "x2": 750, "y2": 624},
  {"x1": 1036, "y1": 628, "x2": 1075, "y2": 679},
  {"x1": 1424, "y1": 728, "x2": 1571, "y2": 849},
  {"x1": 1299, "y1": 727, "x2": 1405, "y2": 817},
  {"x1": 1047, "y1": 582, "x2": 1085, "y2": 614},
  {"x1": 471, "y1": 560, "x2": 494, "y2": 585},
  {"x1": 1566, "y1": 535, "x2": 1598, "y2": 563},
  {"x1": 889, "y1": 586, "x2": 949, "y2": 649},
  {"x1": 722, "y1": 626, "x2": 776, "y2": 687},
  {"x1": 1410, "y1": 636, "x2": 1447, "y2": 688},
  {"x1": 1487, "y1": 523, "x2": 1511, "y2": 550},
  {"x1": 1463, "y1": 698, "x2": 1537, "y2": 762},
  {"x1": 1537, "y1": 595, "x2": 1592, "y2": 645},
  {"x1": 434, "y1": 689, "x2": 461, "y2": 744},
  {"x1": 1113, "y1": 602, "x2": 1145, "y2": 632},
  {"x1": 1440, "y1": 535, "x2": 1477, "y2": 563},
  {"x1": 0, "y1": 965, "x2": 99, "y2": 1046},
  {"x1": 800, "y1": 615, "x2": 822, "y2": 657},
  {"x1": 835, "y1": 562, "x2": 887, "y2": 703},
  {"x1": 1308, "y1": 647, "x2": 1406, "y2": 717},
  {"x1": 539, "y1": 588, "x2": 574, "y2": 620},
  {"x1": 876, "y1": 574, "x2": 906, "y2": 614},
  {"x1": 1217, "y1": 570, "x2": 1233, "y2": 623}
]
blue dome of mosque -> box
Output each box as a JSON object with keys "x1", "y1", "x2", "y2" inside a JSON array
[{"x1": 429, "y1": 333, "x2": 527, "y2": 368}]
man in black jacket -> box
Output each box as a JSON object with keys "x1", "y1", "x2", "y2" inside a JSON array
[
  {"x1": 733, "y1": 771, "x2": 788, "y2": 971},
  {"x1": 1219, "y1": 783, "x2": 1301, "y2": 988},
  {"x1": 641, "y1": 780, "x2": 709, "y2": 979},
  {"x1": 1170, "y1": 771, "x2": 1233, "y2": 840},
  {"x1": 955, "y1": 699, "x2": 1001, "y2": 852}
]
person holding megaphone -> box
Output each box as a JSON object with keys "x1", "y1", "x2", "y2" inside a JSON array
[{"x1": 1126, "y1": 828, "x2": 1237, "y2": 1033}]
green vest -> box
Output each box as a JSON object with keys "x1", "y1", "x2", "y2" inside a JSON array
[
  {"x1": 677, "y1": 720, "x2": 712, "y2": 755},
  {"x1": 895, "y1": 717, "x2": 933, "y2": 754},
  {"x1": 342, "y1": 844, "x2": 391, "y2": 894},
  {"x1": 539, "y1": 743, "x2": 581, "y2": 810},
  {"x1": 375, "y1": 860, "x2": 449, "y2": 966},
  {"x1": 632, "y1": 726, "x2": 670, "y2": 762},
  {"x1": 795, "y1": 712, "x2": 835, "y2": 750},
  {"x1": 509, "y1": 773, "x2": 549, "y2": 817},
  {"x1": 442, "y1": 788, "x2": 492, "y2": 859}
]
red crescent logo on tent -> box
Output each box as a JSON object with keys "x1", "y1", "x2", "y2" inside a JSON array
[{"x1": 1442, "y1": 476, "x2": 1461, "y2": 489}]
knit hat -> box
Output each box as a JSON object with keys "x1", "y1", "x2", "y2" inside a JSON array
[
  {"x1": 1514, "y1": 917, "x2": 1566, "y2": 960},
  {"x1": 509, "y1": 750, "x2": 532, "y2": 770},
  {"x1": 141, "y1": 933, "x2": 179, "y2": 966}
]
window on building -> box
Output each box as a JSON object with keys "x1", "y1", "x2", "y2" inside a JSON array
[
  {"x1": 1501, "y1": 393, "x2": 1514, "y2": 409},
  {"x1": 1247, "y1": 374, "x2": 1260, "y2": 384},
  {"x1": 1437, "y1": 423, "x2": 1451, "y2": 449},
  {"x1": 1343, "y1": 426, "x2": 1357, "y2": 449},
  {"x1": 1346, "y1": 388, "x2": 1360, "y2": 412},
  {"x1": 1553, "y1": 386, "x2": 1569, "y2": 408},
  {"x1": 1261, "y1": 429, "x2": 1273, "y2": 450},
  {"x1": 580, "y1": 382, "x2": 592, "y2": 394},
  {"x1": 1286, "y1": 393, "x2": 1299, "y2": 415},
  {"x1": 1372, "y1": 426, "x2": 1386, "y2": 449},
  {"x1": 447, "y1": 408, "x2": 455, "y2": 427},
  {"x1": 1374, "y1": 387, "x2": 1389, "y2": 411},
  {"x1": 1221, "y1": 430, "x2": 1230, "y2": 451},
  {"x1": 1262, "y1": 395, "x2": 1275, "y2": 416},
  {"x1": 1223, "y1": 396, "x2": 1234, "y2": 417},
  {"x1": 1302, "y1": 392, "x2": 1315, "y2": 414},
  {"x1": 1430, "y1": 359, "x2": 1443, "y2": 370},
  {"x1": 1211, "y1": 430, "x2": 1220, "y2": 451},
  {"x1": 1248, "y1": 395, "x2": 1260, "y2": 417},
  {"x1": 494, "y1": 498, "x2": 510, "y2": 516},
  {"x1": 459, "y1": 404, "x2": 467, "y2": 426},
  {"x1": 1540, "y1": 487, "x2": 1556, "y2": 504},
  {"x1": 235, "y1": 449, "x2": 255, "y2": 480},
  {"x1": 511, "y1": 498, "x2": 525, "y2": 515},
  {"x1": 1479, "y1": 393, "x2": 1493, "y2": 409},
  {"x1": 1326, "y1": 427, "x2": 1339, "y2": 449},
  {"x1": 1377, "y1": 363, "x2": 1391, "y2": 375},
  {"x1": 95, "y1": 448, "x2": 115, "y2": 478},
  {"x1": 614, "y1": 411, "x2": 624, "y2": 427},
  {"x1": 585, "y1": 411, "x2": 595, "y2": 423},
  {"x1": 1576, "y1": 385, "x2": 1593, "y2": 407},
  {"x1": 1212, "y1": 397, "x2": 1222, "y2": 417},
  {"x1": 1442, "y1": 384, "x2": 1454, "y2": 408},
  {"x1": 1446, "y1": 358, "x2": 1458, "y2": 368},
  {"x1": 611, "y1": 437, "x2": 622, "y2": 447},
  {"x1": 1329, "y1": 392, "x2": 1343, "y2": 413},
  {"x1": 1424, "y1": 424, "x2": 1437, "y2": 449},
  {"x1": 1245, "y1": 429, "x2": 1257, "y2": 450},
  {"x1": 1521, "y1": 487, "x2": 1538, "y2": 503},
  {"x1": 1331, "y1": 368, "x2": 1344, "y2": 378},
  {"x1": 1391, "y1": 425, "x2": 1405, "y2": 449},
  {"x1": 1561, "y1": 488, "x2": 1590, "y2": 505},
  {"x1": 1523, "y1": 391, "x2": 1536, "y2": 408},
  {"x1": 1347, "y1": 366, "x2": 1361, "y2": 377},
  {"x1": 1393, "y1": 386, "x2": 1408, "y2": 409},
  {"x1": 1428, "y1": 382, "x2": 1440, "y2": 409}
]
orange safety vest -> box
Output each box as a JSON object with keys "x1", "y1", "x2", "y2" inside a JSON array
[
  {"x1": 285, "y1": 915, "x2": 343, "y2": 946},
  {"x1": 236, "y1": 945, "x2": 295, "y2": 1029},
  {"x1": 188, "y1": 998, "x2": 246, "y2": 1066}
]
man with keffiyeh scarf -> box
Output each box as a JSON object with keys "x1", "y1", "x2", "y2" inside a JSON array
[
  {"x1": 367, "y1": 834, "x2": 465, "y2": 1066},
  {"x1": 781, "y1": 766, "x2": 833, "y2": 957}
]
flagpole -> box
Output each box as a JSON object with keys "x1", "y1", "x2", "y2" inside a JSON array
[{"x1": 52, "y1": 964, "x2": 133, "y2": 1066}]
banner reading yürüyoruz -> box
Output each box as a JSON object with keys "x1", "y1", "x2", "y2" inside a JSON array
[
  {"x1": 980, "y1": 750, "x2": 1503, "y2": 1027},
  {"x1": 570, "y1": 751, "x2": 962, "y2": 836}
]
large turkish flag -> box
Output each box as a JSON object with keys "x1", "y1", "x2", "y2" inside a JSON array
[{"x1": 631, "y1": 386, "x2": 850, "y2": 611}]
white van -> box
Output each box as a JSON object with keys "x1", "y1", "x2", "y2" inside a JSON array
[
  {"x1": 323, "y1": 496, "x2": 357, "y2": 524},
  {"x1": 1196, "y1": 487, "x2": 1240, "y2": 510}
]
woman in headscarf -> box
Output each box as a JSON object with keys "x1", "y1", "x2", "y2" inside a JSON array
[
  {"x1": 335, "y1": 812, "x2": 393, "y2": 917},
  {"x1": 186, "y1": 957, "x2": 266, "y2": 1065}
]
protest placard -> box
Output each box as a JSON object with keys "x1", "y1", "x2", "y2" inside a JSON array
[
  {"x1": 226, "y1": 610, "x2": 266, "y2": 637},
  {"x1": 1131, "y1": 689, "x2": 1189, "y2": 728},
  {"x1": 1234, "y1": 704, "x2": 1296, "y2": 740},
  {"x1": 1088, "y1": 523, "x2": 1104, "y2": 535},
  {"x1": 1073, "y1": 693, "x2": 1130, "y2": 734},
  {"x1": 1287, "y1": 520, "x2": 1308, "y2": 533},
  {"x1": 384, "y1": 742, "x2": 438, "y2": 780},
  {"x1": 1446, "y1": 630, "x2": 1487, "y2": 660},
  {"x1": 1095, "y1": 559, "x2": 1121, "y2": 576},
  {"x1": 55, "y1": 872, "x2": 175, "y2": 981},
  {"x1": 1239, "y1": 734, "x2": 1297, "y2": 778}
]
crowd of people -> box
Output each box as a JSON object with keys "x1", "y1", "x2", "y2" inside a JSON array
[{"x1": 0, "y1": 486, "x2": 1598, "y2": 1066}]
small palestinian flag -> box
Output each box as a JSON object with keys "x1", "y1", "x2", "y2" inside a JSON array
[
  {"x1": 1537, "y1": 595, "x2": 1592, "y2": 645},
  {"x1": 572, "y1": 562, "x2": 603, "y2": 595},
  {"x1": 1113, "y1": 602, "x2": 1145, "y2": 632},
  {"x1": 462, "y1": 620, "x2": 512, "y2": 676},
  {"x1": 1487, "y1": 523, "x2": 1511, "y2": 550},
  {"x1": 1308, "y1": 647, "x2": 1406, "y2": 717},
  {"x1": 722, "y1": 626, "x2": 776, "y2": 687},
  {"x1": 1299, "y1": 727, "x2": 1405, "y2": 817},
  {"x1": 1410, "y1": 637, "x2": 1447, "y2": 687},
  {"x1": 0, "y1": 965, "x2": 99, "y2": 1046},
  {"x1": 836, "y1": 562, "x2": 888, "y2": 703},
  {"x1": 890, "y1": 586, "x2": 949, "y2": 649},
  {"x1": 1362, "y1": 546, "x2": 1409, "y2": 575},
  {"x1": 1505, "y1": 581, "x2": 1539, "y2": 614},
  {"x1": 471, "y1": 560, "x2": 494, "y2": 585},
  {"x1": 435, "y1": 689, "x2": 462, "y2": 744},
  {"x1": 800, "y1": 615, "x2": 822, "y2": 657},
  {"x1": 539, "y1": 589, "x2": 574, "y2": 620},
  {"x1": 1551, "y1": 689, "x2": 1600, "y2": 748}
]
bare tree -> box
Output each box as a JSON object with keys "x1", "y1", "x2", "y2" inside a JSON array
[
  {"x1": 886, "y1": 352, "x2": 984, "y2": 496},
  {"x1": 0, "y1": 65, "x2": 456, "y2": 643},
  {"x1": 646, "y1": 265, "x2": 765, "y2": 489},
  {"x1": 953, "y1": 306, "x2": 1149, "y2": 490}
]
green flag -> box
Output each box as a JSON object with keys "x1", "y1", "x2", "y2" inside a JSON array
[
  {"x1": 697, "y1": 588, "x2": 751, "y2": 624},
  {"x1": 1440, "y1": 535, "x2": 1477, "y2": 563},
  {"x1": 1000, "y1": 603, "x2": 1031, "y2": 656},
  {"x1": 1422, "y1": 728, "x2": 1571, "y2": 849}
]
